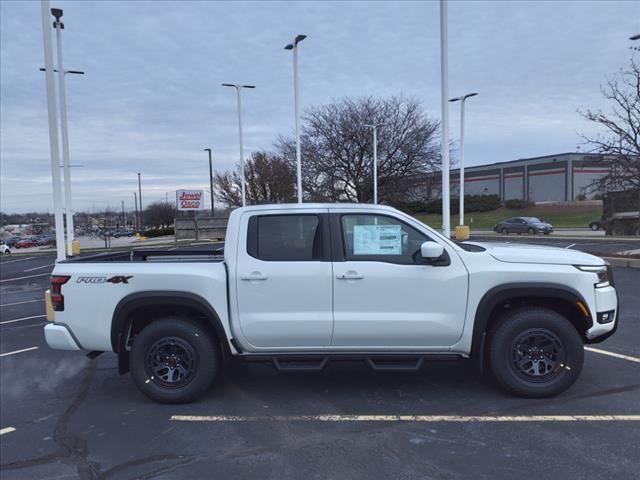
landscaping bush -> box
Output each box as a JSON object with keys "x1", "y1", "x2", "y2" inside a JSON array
[
  {"x1": 142, "y1": 227, "x2": 174, "y2": 238},
  {"x1": 504, "y1": 199, "x2": 533, "y2": 209}
]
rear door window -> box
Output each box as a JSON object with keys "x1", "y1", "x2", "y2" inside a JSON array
[{"x1": 248, "y1": 214, "x2": 323, "y2": 261}]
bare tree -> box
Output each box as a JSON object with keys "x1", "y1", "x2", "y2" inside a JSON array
[
  {"x1": 580, "y1": 56, "x2": 640, "y2": 191},
  {"x1": 143, "y1": 201, "x2": 176, "y2": 229},
  {"x1": 213, "y1": 170, "x2": 242, "y2": 208},
  {"x1": 214, "y1": 151, "x2": 296, "y2": 207},
  {"x1": 277, "y1": 96, "x2": 441, "y2": 203}
]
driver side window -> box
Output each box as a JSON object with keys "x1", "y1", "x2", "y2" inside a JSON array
[{"x1": 340, "y1": 214, "x2": 429, "y2": 265}]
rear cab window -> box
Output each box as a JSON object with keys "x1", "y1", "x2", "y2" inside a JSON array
[{"x1": 247, "y1": 214, "x2": 324, "y2": 261}]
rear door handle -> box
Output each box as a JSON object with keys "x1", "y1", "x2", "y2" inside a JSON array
[
  {"x1": 241, "y1": 272, "x2": 268, "y2": 281},
  {"x1": 336, "y1": 271, "x2": 364, "y2": 280}
]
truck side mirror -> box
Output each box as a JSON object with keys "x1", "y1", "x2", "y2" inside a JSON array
[{"x1": 420, "y1": 241, "x2": 444, "y2": 259}]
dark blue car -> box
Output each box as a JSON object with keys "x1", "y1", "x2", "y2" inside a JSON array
[{"x1": 494, "y1": 217, "x2": 553, "y2": 235}]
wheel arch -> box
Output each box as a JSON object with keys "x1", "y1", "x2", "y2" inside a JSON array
[
  {"x1": 470, "y1": 283, "x2": 593, "y2": 360},
  {"x1": 111, "y1": 291, "x2": 231, "y2": 373}
]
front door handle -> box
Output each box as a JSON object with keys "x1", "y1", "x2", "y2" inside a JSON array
[
  {"x1": 241, "y1": 271, "x2": 268, "y2": 281},
  {"x1": 336, "y1": 270, "x2": 364, "y2": 280}
]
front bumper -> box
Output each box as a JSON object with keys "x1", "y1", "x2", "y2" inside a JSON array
[
  {"x1": 44, "y1": 323, "x2": 82, "y2": 351},
  {"x1": 585, "y1": 285, "x2": 619, "y2": 342}
]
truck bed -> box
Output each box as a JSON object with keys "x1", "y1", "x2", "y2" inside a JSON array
[{"x1": 61, "y1": 248, "x2": 224, "y2": 263}]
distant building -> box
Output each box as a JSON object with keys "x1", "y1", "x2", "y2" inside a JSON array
[{"x1": 424, "y1": 153, "x2": 611, "y2": 203}]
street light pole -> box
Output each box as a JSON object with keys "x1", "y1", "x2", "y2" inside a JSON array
[
  {"x1": 439, "y1": 1, "x2": 451, "y2": 238},
  {"x1": 285, "y1": 34, "x2": 307, "y2": 203},
  {"x1": 137, "y1": 173, "x2": 142, "y2": 229},
  {"x1": 134, "y1": 192, "x2": 138, "y2": 231},
  {"x1": 222, "y1": 84, "x2": 255, "y2": 207},
  {"x1": 204, "y1": 148, "x2": 215, "y2": 215},
  {"x1": 52, "y1": 8, "x2": 77, "y2": 256},
  {"x1": 363, "y1": 123, "x2": 385, "y2": 204},
  {"x1": 40, "y1": 0, "x2": 65, "y2": 261},
  {"x1": 449, "y1": 92, "x2": 478, "y2": 226}
]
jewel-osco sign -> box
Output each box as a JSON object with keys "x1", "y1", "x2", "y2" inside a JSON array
[{"x1": 176, "y1": 190, "x2": 205, "y2": 210}]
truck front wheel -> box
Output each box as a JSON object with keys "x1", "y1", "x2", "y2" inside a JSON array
[
  {"x1": 488, "y1": 307, "x2": 584, "y2": 398},
  {"x1": 130, "y1": 317, "x2": 219, "y2": 403}
]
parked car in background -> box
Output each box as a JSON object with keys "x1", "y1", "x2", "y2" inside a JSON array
[
  {"x1": 589, "y1": 219, "x2": 603, "y2": 231},
  {"x1": 1, "y1": 243, "x2": 10, "y2": 255},
  {"x1": 36, "y1": 235, "x2": 56, "y2": 246},
  {"x1": 113, "y1": 229, "x2": 134, "y2": 238},
  {"x1": 494, "y1": 217, "x2": 553, "y2": 235},
  {"x1": 2, "y1": 236, "x2": 21, "y2": 247},
  {"x1": 14, "y1": 238, "x2": 37, "y2": 248}
]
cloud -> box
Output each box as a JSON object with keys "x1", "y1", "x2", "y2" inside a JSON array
[{"x1": 1, "y1": 0, "x2": 637, "y2": 212}]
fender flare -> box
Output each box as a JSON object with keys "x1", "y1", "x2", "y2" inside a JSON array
[
  {"x1": 470, "y1": 282, "x2": 592, "y2": 359},
  {"x1": 111, "y1": 291, "x2": 230, "y2": 356}
]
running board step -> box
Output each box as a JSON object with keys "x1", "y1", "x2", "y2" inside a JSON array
[
  {"x1": 272, "y1": 357, "x2": 329, "y2": 372},
  {"x1": 365, "y1": 356, "x2": 424, "y2": 371}
]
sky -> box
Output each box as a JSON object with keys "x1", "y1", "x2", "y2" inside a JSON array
[{"x1": 1, "y1": 0, "x2": 638, "y2": 213}]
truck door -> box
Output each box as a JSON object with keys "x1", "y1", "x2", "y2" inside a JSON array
[
  {"x1": 331, "y1": 212, "x2": 468, "y2": 348},
  {"x1": 235, "y1": 210, "x2": 333, "y2": 348}
]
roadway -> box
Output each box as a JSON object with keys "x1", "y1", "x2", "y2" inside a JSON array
[{"x1": 1, "y1": 242, "x2": 639, "y2": 479}]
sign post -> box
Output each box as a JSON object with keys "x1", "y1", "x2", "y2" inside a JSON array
[{"x1": 176, "y1": 190, "x2": 206, "y2": 241}]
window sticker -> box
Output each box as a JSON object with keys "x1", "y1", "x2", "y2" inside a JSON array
[{"x1": 353, "y1": 224, "x2": 402, "y2": 255}]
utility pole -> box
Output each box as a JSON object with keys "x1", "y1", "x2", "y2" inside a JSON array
[
  {"x1": 134, "y1": 192, "x2": 139, "y2": 231},
  {"x1": 204, "y1": 148, "x2": 215, "y2": 215},
  {"x1": 137, "y1": 173, "x2": 142, "y2": 230},
  {"x1": 40, "y1": 0, "x2": 65, "y2": 261},
  {"x1": 439, "y1": 0, "x2": 451, "y2": 238},
  {"x1": 121, "y1": 200, "x2": 125, "y2": 228},
  {"x1": 284, "y1": 34, "x2": 307, "y2": 203}
]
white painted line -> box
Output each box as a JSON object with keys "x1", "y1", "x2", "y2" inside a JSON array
[
  {"x1": 0, "y1": 273, "x2": 50, "y2": 283},
  {"x1": 0, "y1": 427, "x2": 16, "y2": 435},
  {"x1": 0, "y1": 299, "x2": 44, "y2": 307},
  {"x1": 0, "y1": 257, "x2": 35, "y2": 264},
  {"x1": 23, "y1": 263, "x2": 55, "y2": 273},
  {"x1": 585, "y1": 346, "x2": 640, "y2": 364},
  {"x1": 565, "y1": 243, "x2": 576, "y2": 249},
  {"x1": 0, "y1": 315, "x2": 46, "y2": 325},
  {"x1": 171, "y1": 414, "x2": 640, "y2": 423},
  {"x1": 0, "y1": 346, "x2": 39, "y2": 357}
]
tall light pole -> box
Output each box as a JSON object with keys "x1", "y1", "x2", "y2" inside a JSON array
[
  {"x1": 204, "y1": 148, "x2": 215, "y2": 215},
  {"x1": 285, "y1": 34, "x2": 307, "y2": 203},
  {"x1": 449, "y1": 92, "x2": 478, "y2": 226},
  {"x1": 363, "y1": 123, "x2": 385, "y2": 204},
  {"x1": 51, "y1": 8, "x2": 84, "y2": 256},
  {"x1": 41, "y1": 0, "x2": 65, "y2": 261},
  {"x1": 137, "y1": 173, "x2": 142, "y2": 229},
  {"x1": 222, "y1": 84, "x2": 255, "y2": 207},
  {"x1": 133, "y1": 192, "x2": 139, "y2": 231},
  {"x1": 439, "y1": 1, "x2": 451, "y2": 238}
]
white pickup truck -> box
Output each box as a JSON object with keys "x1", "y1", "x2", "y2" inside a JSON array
[{"x1": 44, "y1": 203, "x2": 619, "y2": 403}]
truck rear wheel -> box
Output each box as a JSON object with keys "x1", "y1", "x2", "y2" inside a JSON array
[
  {"x1": 487, "y1": 307, "x2": 583, "y2": 398},
  {"x1": 130, "y1": 317, "x2": 218, "y2": 403}
]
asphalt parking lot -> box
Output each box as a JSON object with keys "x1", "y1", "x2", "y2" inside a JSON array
[{"x1": 1, "y1": 239, "x2": 639, "y2": 479}]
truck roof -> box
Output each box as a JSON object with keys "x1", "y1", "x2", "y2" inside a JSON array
[{"x1": 232, "y1": 203, "x2": 401, "y2": 213}]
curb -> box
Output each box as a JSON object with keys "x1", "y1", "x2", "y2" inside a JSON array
[{"x1": 602, "y1": 257, "x2": 640, "y2": 268}]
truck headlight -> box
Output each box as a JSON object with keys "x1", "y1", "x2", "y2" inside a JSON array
[{"x1": 575, "y1": 265, "x2": 610, "y2": 288}]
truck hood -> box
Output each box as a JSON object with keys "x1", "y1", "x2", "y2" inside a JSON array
[{"x1": 464, "y1": 241, "x2": 605, "y2": 266}]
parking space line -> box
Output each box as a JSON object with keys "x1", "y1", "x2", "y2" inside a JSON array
[
  {"x1": 0, "y1": 299, "x2": 44, "y2": 307},
  {"x1": 23, "y1": 263, "x2": 55, "y2": 272},
  {"x1": 0, "y1": 346, "x2": 39, "y2": 357},
  {"x1": 0, "y1": 427, "x2": 16, "y2": 435},
  {"x1": 171, "y1": 414, "x2": 640, "y2": 423},
  {"x1": 0, "y1": 315, "x2": 46, "y2": 325},
  {"x1": 0, "y1": 257, "x2": 35, "y2": 264},
  {"x1": 0, "y1": 273, "x2": 50, "y2": 283},
  {"x1": 585, "y1": 346, "x2": 640, "y2": 364}
]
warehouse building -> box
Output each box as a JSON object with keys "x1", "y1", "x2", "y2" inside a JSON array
[{"x1": 426, "y1": 153, "x2": 611, "y2": 203}]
